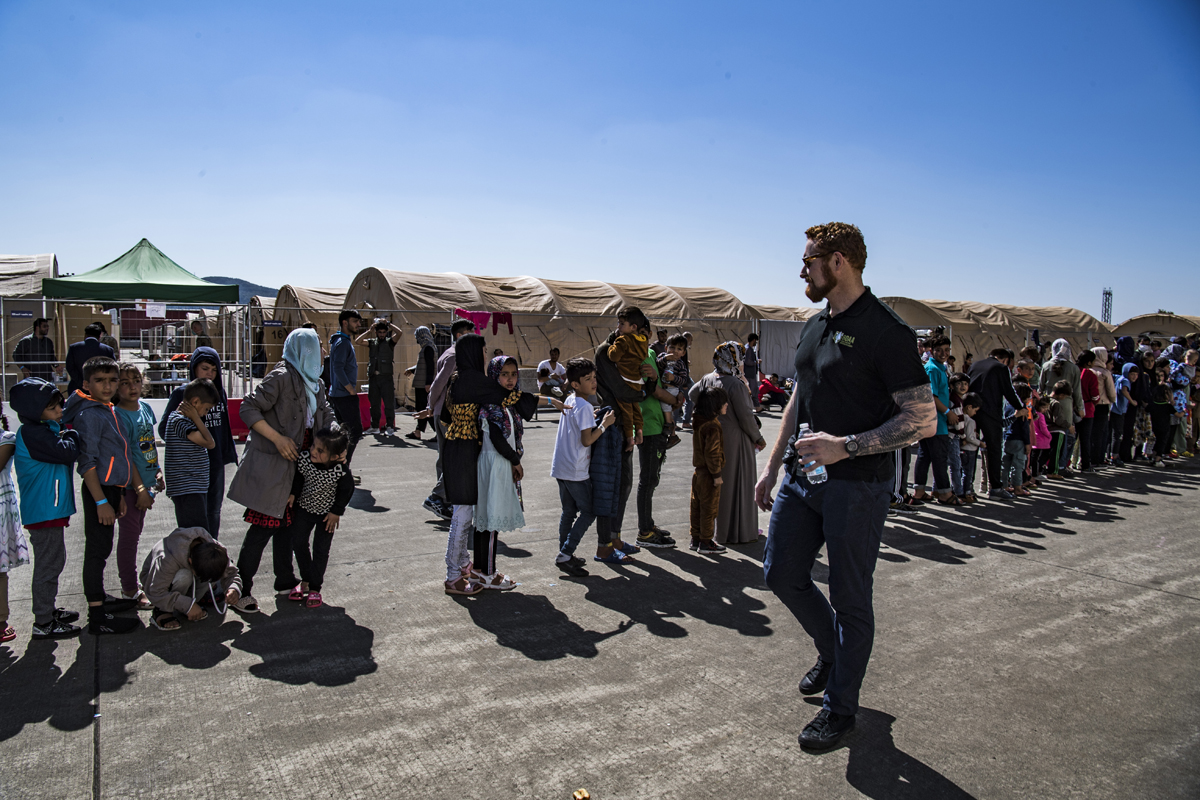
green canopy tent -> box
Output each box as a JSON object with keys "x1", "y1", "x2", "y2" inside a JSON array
[{"x1": 41, "y1": 238, "x2": 240, "y2": 304}]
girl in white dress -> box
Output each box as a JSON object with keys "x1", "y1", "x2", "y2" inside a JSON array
[
  {"x1": 0, "y1": 429, "x2": 29, "y2": 643},
  {"x1": 471, "y1": 356, "x2": 527, "y2": 590}
]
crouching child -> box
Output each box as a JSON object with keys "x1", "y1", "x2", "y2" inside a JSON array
[{"x1": 140, "y1": 527, "x2": 242, "y2": 631}]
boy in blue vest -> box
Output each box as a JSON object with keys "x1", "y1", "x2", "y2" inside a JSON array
[{"x1": 10, "y1": 378, "x2": 83, "y2": 638}]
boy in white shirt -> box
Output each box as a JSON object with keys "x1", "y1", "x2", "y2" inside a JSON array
[{"x1": 550, "y1": 358, "x2": 616, "y2": 577}]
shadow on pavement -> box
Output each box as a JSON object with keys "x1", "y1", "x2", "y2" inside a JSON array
[
  {"x1": 456, "y1": 591, "x2": 634, "y2": 660},
  {"x1": 801, "y1": 703, "x2": 978, "y2": 799},
  {"x1": 232, "y1": 601, "x2": 376, "y2": 685},
  {"x1": 0, "y1": 637, "x2": 97, "y2": 742},
  {"x1": 583, "y1": 555, "x2": 772, "y2": 639},
  {"x1": 348, "y1": 488, "x2": 390, "y2": 513}
]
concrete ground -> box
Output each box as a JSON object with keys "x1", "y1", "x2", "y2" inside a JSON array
[{"x1": 2, "y1": 410, "x2": 1198, "y2": 800}]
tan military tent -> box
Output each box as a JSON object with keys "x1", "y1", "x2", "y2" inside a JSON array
[{"x1": 1110, "y1": 313, "x2": 1200, "y2": 341}]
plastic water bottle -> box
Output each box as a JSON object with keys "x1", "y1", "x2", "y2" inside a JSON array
[{"x1": 797, "y1": 423, "x2": 827, "y2": 484}]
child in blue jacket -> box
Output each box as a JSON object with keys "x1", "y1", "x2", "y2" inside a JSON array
[{"x1": 11, "y1": 378, "x2": 84, "y2": 639}]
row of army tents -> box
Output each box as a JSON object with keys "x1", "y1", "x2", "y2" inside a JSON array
[{"x1": 247, "y1": 268, "x2": 1200, "y2": 404}]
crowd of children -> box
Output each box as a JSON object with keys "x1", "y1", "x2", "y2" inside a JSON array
[{"x1": 0, "y1": 319, "x2": 1196, "y2": 642}]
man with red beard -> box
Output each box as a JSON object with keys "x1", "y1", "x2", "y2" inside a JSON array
[{"x1": 756, "y1": 222, "x2": 936, "y2": 750}]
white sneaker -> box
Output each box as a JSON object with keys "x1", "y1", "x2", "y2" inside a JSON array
[
  {"x1": 385, "y1": 427, "x2": 396, "y2": 436},
  {"x1": 364, "y1": 427, "x2": 379, "y2": 435}
]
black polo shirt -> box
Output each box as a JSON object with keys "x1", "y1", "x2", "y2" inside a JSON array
[{"x1": 792, "y1": 287, "x2": 927, "y2": 482}]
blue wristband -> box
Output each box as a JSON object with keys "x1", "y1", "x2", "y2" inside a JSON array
[{"x1": 95, "y1": 498, "x2": 109, "y2": 506}]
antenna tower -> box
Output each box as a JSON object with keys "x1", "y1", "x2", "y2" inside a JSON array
[{"x1": 1101, "y1": 287, "x2": 1113, "y2": 324}]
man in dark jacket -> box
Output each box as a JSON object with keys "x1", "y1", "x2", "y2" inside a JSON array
[
  {"x1": 13, "y1": 318, "x2": 61, "y2": 381},
  {"x1": 65, "y1": 323, "x2": 115, "y2": 395},
  {"x1": 158, "y1": 347, "x2": 239, "y2": 537},
  {"x1": 968, "y1": 348, "x2": 1024, "y2": 500}
]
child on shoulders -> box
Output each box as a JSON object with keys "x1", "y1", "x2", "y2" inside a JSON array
[
  {"x1": 286, "y1": 425, "x2": 354, "y2": 608},
  {"x1": 606, "y1": 308, "x2": 651, "y2": 449}
]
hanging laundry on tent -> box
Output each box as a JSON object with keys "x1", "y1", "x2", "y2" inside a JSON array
[
  {"x1": 492, "y1": 312, "x2": 514, "y2": 335},
  {"x1": 454, "y1": 308, "x2": 491, "y2": 334}
]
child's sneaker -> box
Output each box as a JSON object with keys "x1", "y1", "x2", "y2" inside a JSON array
[
  {"x1": 636, "y1": 530, "x2": 676, "y2": 549},
  {"x1": 364, "y1": 427, "x2": 379, "y2": 435},
  {"x1": 697, "y1": 539, "x2": 727, "y2": 554},
  {"x1": 88, "y1": 610, "x2": 139, "y2": 635},
  {"x1": 53, "y1": 608, "x2": 80, "y2": 624},
  {"x1": 666, "y1": 434, "x2": 682, "y2": 450}
]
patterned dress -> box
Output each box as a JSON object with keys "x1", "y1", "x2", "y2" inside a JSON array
[
  {"x1": 474, "y1": 408, "x2": 524, "y2": 534},
  {"x1": 0, "y1": 431, "x2": 29, "y2": 573}
]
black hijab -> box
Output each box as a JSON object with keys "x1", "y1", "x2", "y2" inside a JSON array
[{"x1": 449, "y1": 333, "x2": 516, "y2": 407}]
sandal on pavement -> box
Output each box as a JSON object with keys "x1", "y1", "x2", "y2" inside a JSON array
[
  {"x1": 231, "y1": 595, "x2": 260, "y2": 614},
  {"x1": 1, "y1": 625, "x2": 15, "y2": 643},
  {"x1": 935, "y1": 495, "x2": 963, "y2": 506},
  {"x1": 151, "y1": 612, "x2": 181, "y2": 631},
  {"x1": 476, "y1": 573, "x2": 516, "y2": 591},
  {"x1": 305, "y1": 591, "x2": 323, "y2": 608},
  {"x1": 594, "y1": 549, "x2": 634, "y2": 564},
  {"x1": 122, "y1": 590, "x2": 154, "y2": 610},
  {"x1": 444, "y1": 577, "x2": 483, "y2": 596},
  {"x1": 288, "y1": 583, "x2": 309, "y2": 602}
]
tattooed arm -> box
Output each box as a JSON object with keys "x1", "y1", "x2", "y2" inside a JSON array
[{"x1": 855, "y1": 383, "x2": 937, "y2": 456}]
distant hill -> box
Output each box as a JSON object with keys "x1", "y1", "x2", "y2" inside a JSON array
[{"x1": 203, "y1": 276, "x2": 278, "y2": 305}]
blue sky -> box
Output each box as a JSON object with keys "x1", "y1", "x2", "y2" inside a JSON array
[{"x1": 2, "y1": 1, "x2": 1197, "y2": 320}]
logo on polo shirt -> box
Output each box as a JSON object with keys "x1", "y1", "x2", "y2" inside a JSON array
[{"x1": 832, "y1": 332, "x2": 856, "y2": 348}]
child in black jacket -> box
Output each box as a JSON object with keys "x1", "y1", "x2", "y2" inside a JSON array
[{"x1": 286, "y1": 425, "x2": 354, "y2": 609}]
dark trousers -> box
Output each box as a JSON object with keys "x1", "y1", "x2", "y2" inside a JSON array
[
  {"x1": 1108, "y1": 412, "x2": 1125, "y2": 460},
  {"x1": 1120, "y1": 409, "x2": 1138, "y2": 462},
  {"x1": 1076, "y1": 416, "x2": 1094, "y2": 470},
  {"x1": 368, "y1": 377, "x2": 396, "y2": 430},
  {"x1": 81, "y1": 484, "x2": 124, "y2": 603},
  {"x1": 913, "y1": 434, "x2": 951, "y2": 492},
  {"x1": 961, "y1": 449, "x2": 979, "y2": 495},
  {"x1": 330, "y1": 394, "x2": 364, "y2": 465},
  {"x1": 1091, "y1": 405, "x2": 1110, "y2": 465},
  {"x1": 431, "y1": 420, "x2": 447, "y2": 501},
  {"x1": 1149, "y1": 405, "x2": 1173, "y2": 458},
  {"x1": 236, "y1": 523, "x2": 299, "y2": 597},
  {"x1": 414, "y1": 387, "x2": 430, "y2": 433},
  {"x1": 473, "y1": 529, "x2": 499, "y2": 576},
  {"x1": 763, "y1": 474, "x2": 891, "y2": 717},
  {"x1": 172, "y1": 492, "x2": 209, "y2": 530},
  {"x1": 1046, "y1": 431, "x2": 1067, "y2": 474},
  {"x1": 291, "y1": 508, "x2": 335, "y2": 592},
  {"x1": 596, "y1": 448, "x2": 634, "y2": 541},
  {"x1": 976, "y1": 415, "x2": 1004, "y2": 492},
  {"x1": 636, "y1": 432, "x2": 667, "y2": 533},
  {"x1": 207, "y1": 458, "x2": 226, "y2": 538}
]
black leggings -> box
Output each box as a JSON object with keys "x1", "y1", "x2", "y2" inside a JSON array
[
  {"x1": 1076, "y1": 416, "x2": 1094, "y2": 470},
  {"x1": 291, "y1": 508, "x2": 336, "y2": 592},
  {"x1": 1120, "y1": 409, "x2": 1137, "y2": 462},
  {"x1": 81, "y1": 484, "x2": 124, "y2": 603},
  {"x1": 236, "y1": 523, "x2": 298, "y2": 597},
  {"x1": 1091, "y1": 405, "x2": 1110, "y2": 465},
  {"x1": 1149, "y1": 405, "x2": 1173, "y2": 458},
  {"x1": 414, "y1": 387, "x2": 430, "y2": 433},
  {"x1": 474, "y1": 529, "x2": 499, "y2": 576}
]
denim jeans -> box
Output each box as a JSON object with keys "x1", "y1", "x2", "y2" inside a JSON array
[
  {"x1": 946, "y1": 437, "x2": 963, "y2": 496},
  {"x1": 557, "y1": 478, "x2": 600, "y2": 555},
  {"x1": 1002, "y1": 439, "x2": 1027, "y2": 489},
  {"x1": 961, "y1": 448, "x2": 978, "y2": 496},
  {"x1": 763, "y1": 473, "x2": 891, "y2": 717},
  {"x1": 1060, "y1": 432, "x2": 1076, "y2": 470}
]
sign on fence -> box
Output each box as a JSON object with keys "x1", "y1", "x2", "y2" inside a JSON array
[{"x1": 9, "y1": 310, "x2": 33, "y2": 318}]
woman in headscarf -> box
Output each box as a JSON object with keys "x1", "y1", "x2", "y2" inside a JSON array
[
  {"x1": 440, "y1": 334, "x2": 537, "y2": 596},
  {"x1": 1113, "y1": 336, "x2": 1137, "y2": 373},
  {"x1": 687, "y1": 342, "x2": 766, "y2": 545},
  {"x1": 1090, "y1": 347, "x2": 1116, "y2": 467},
  {"x1": 1038, "y1": 339, "x2": 1084, "y2": 472},
  {"x1": 1074, "y1": 350, "x2": 1099, "y2": 472},
  {"x1": 1133, "y1": 350, "x2": 1159, "y2": 460},
  {"x1": 405, "y1": 326, "x2": 438, "y2": 441},
  {"x1": 227, "y1": 328, "x2": 335, "y2": 612}
]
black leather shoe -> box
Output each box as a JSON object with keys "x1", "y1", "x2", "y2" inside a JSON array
[
  {"x1": 800, "y1": 709, "x2": 855, "y2": 750},
  {"x1": 798, "y1": 656, "x2": 831, "y2": 695}
]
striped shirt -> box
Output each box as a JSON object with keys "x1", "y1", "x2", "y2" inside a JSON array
[{"x1": 163, "y1": 412, "x2": 209, "y2": 497}]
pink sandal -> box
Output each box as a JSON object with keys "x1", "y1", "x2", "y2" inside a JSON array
[
  {"x1": 305, "y1": 591, "x2": 323, "y2": 608},
  {"x1": 1, "y1": 625, "x2": 15, "y2": 643},
  {"x1": 288, "y1": 583, "x2": 308, "y2": 602}
]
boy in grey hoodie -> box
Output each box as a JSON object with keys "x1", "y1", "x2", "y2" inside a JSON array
[
  {"x1": 63, "y1": 356, "x2": 146, "y2": 635},
  {"x1": 140, "y1": 527, "x2": 242, "y2": 631}
]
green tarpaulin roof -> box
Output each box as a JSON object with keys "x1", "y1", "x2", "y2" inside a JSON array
[{"x1": 41, "y1": 238, "x2": 240, "y2": 304}]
